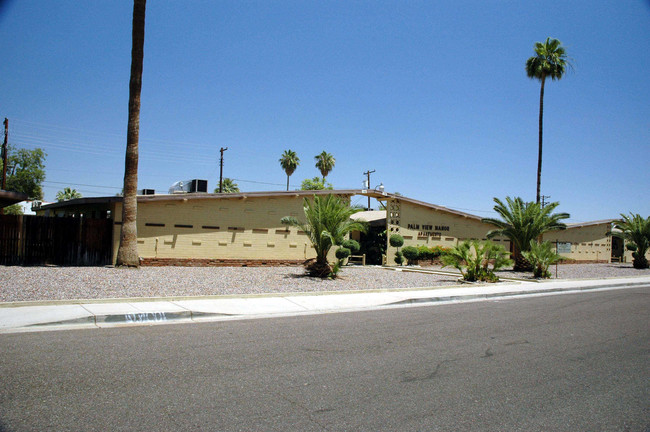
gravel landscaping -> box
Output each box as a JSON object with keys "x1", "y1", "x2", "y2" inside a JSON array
[{"x1": 0, "y1": 263, "x2": 648, "y2": 303}]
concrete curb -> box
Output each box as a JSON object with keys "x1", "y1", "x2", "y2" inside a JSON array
[{"x1": 1, "y1": 277, "x2": 648, "y2": 334}]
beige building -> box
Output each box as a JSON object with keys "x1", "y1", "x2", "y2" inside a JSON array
[{"x1": 37, "y1": 189, "x2": 629, "y2": 266}]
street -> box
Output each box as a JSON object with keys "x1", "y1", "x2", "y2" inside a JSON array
[{"x1": 1, "y1": 287, "x2": 648, "y2": 431}]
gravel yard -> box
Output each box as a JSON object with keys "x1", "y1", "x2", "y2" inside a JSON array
[{"x1": 0, "y1": 263, "x2": 648, "y2": 303}]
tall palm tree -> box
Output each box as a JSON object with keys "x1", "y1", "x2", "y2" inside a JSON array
[
  {"x1": 482, "y1": 196, "x2": 570, "y2": 271},
  {"x1": 279, "y1": 150, "x2": 300, "y2": 191},
  {"x1": 526, "y1": 37, "x2": 569, "y2": 203},
  {"x1": 281, "y1": 194, "x2": 367, "y2": 277},
  {"x1": 314, "y1": 151, "x2": 335, "y2": 183},
  {"x1": 613, "y1": 213, "x2": 650, "y2": 269},
  {"x1": 116, "y1": 0, "x2": 146, "y2": 268}
]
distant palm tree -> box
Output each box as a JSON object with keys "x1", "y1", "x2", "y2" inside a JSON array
[
  {"x1": 526, "y1": 37, "x2": 570, "y2": 203},
  {"x1": 214, "y1": 178, "x2": 239, "y2": 193},
  {"x1": 314, "y1": 151, "x2": 335, "y2": 182},
  {"x1": 482, "y1": 196, "x2": 570, "y2": 271},
  {"x1": 279, "y1": 150, "x2": 300, "y2": 191},
  {"x1": 56, "y1": 187, "x2": 82, "y2": 202},
  {"x1": 116, "y1": 0, "x2": 146, "y2": 268}
]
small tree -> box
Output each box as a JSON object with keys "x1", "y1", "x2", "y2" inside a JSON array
[
  {"x1": 389, "y1": 234, "x2": 404, "y2": 266},
  {"x1": 613, "y1": 213, "x2": 650, "y2": 269},
  {"x1": 300, "y1": 177, "x2": 333, "y2": 191},
  {"x1": 281, "y1": 194, "x2": 367, "y2": 277},
  {"x1": 521, "y1": 240, "x2": 564, "y2": 278}
]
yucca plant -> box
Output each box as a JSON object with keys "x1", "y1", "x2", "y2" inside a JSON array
[
  {"x1": 281, "y1": 194, "x2": 367, "y2": 277},
  {"x1": 613, "y1": 213, "x2": 650, "y2": 269},
  {"x1": 482, "y1": 197, "x2": 570, "y2": 271},
  {"x1": 521, "y1": 240, "x2": 564, "y2": 278}
]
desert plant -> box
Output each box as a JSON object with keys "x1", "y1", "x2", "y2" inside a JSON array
[
  {"x1": 482, "y1": 196, "x2": 569, "y2": 271},
  {"x1": 613, "y1": 213, "x2": 650, "y2": 269},
  {"x1": 441, "y1": 240, "x2": 511, "y2": 282},
  {"x1": 281, "y1": 194, "x2": 367, "y2": 277},
  {"x1": 521, "y1": 240, "x2": 564, "y2": 278},
  {"x1": 402, "y1": 246, "x2": 419, "y2": 265}
]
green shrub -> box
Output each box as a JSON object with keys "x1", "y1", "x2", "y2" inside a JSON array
[
  {"x1": 441, "y1": 240, "x2": 512, "y2": 282},
  {"x1": 402, "y1": 246, "x2": 419, "y2": 264},
  {"x1": 394, "y1": 250, "x2": 404, "y2": 265},
  {"x1": 335, "y1": 247, "x2": 351, "y2": 260},
  {"x1": 342, "y1": 239, "x2": 361, "y2": 254},
  {"x1": 521, "y1": 240, "x2": 564, "y2": 278},
  {"x1": 389, "y1": 234, "x2": 404, "y2": 248},
  {"x1": 417, "y1": 245, "x2": 432, "y2": 260}
]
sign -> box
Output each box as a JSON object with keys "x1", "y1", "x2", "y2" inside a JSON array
[{"x1": 407, "y1": 223, "x2": 450, "y2": 238}]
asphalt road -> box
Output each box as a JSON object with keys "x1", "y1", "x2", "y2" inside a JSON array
[{"x1": 1, "y1": 288, "x2": 648, "y2": 431}]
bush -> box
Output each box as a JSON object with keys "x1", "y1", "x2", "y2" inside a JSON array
[
  {"x1": 389, "y1": 234, "x2": 404, "y2": 248},
  {"x1": 521, "y1": 240, "x2": 564, "y2": 278},
  {"x1": 335, "y1": 247, "x2": 351, "y2": 260},
  {"x1": 342, "y1": 239, "x2": 360, "y2": 254},
  {"x1": 417, "y1": 245, "x2": 432, "y2": 260},
  {"x1": 441, "y1": 240, "x2": 512, "y2": 282},
  {"x1": 402, "y1": 246, "x2": 419, "y2": 264},
  {"x1": 394, "y1": 250, "x2": 404, "y2": 265}
]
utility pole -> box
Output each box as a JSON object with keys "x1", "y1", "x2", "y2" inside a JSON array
[
  {"x1": 1, "y1": 118, "x2": 8, "y2": 191},
  {"x1": 363, "y1": 169, "x2": 375, "y2": 210},
  {"x1": 219, "y1": 147, "x2": 228, "y2": 193},
  {"x1": 541, "y1": 195, "x2": 551, "y2": 208}
]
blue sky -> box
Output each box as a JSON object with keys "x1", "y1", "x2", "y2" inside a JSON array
[{"x1": 1, "y1": 0, "x2": 648, "y2": 222}]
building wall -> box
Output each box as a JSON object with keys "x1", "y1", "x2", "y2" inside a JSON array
[
  {"x1": 111, "y1": 195, "x2": 342, "y2": 265},
  {"x1": 385, "y1": 198, "x2": 510, "y2": 265},
  {"x1": 542, "y1": 223, "x2": 612, "y2": 263}
]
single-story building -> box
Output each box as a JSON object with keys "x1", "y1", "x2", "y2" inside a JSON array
[{"x1": 35, "y1": 188, "x2": 632, "y2": 266}]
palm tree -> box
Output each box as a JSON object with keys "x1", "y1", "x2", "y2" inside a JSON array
[
  {"x1": 213, "y1": 178, "x2": 239, "y2": 193},
  {"x1": 521, "y1": 240, "x2": 565, "y2": 278},
  {"x1": 279, "y1": 150, "x2": 300, "y2": 191},
  {"x1": 314, "y1": 151, "x2": 335, "y2": 183},
  {"x1": 482, "y1": 196, "x2": 570, "y2": 271},
  {"x1": 281, "y1": 194, "x2": 367, "y2": 277},
  {"x1": 613, "y1": 213, "x2": 650, "y2": 269},
  {"x1": 56, "y1": 187, "x2": 82, "y2": 202},
  {"x1": 526, "y1": 37, "x2": 570, "y2": 203},
  {"x1": 116, "y1": 0, "x2": 146, "y2": 268}
]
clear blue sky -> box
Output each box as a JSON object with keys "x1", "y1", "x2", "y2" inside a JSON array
[{"x1": 1, "y1": 0, "x2": 648, "y2": 222}]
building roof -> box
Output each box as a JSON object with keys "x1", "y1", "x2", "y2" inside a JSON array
[{"x1": 565, "y1": 219, "x2": 616, "y2": 229}]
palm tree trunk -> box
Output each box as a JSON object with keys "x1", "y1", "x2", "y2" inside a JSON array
[
  {"x1": 286, "y1": 174, "x2": 290, "y2": 191},
  {"x1": 536, "y1": 75, "x2": 545, "y2": 204},
  {"x1": 116, "y1": 0, "x2": 146, "y2": 267}
]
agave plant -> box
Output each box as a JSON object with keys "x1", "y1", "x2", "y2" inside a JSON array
[
  {"x1": 482, "y1": 197, "x2": 569, "y2": 271},
  {"x1": 521, "y1": 240, "x2": 564, "y2": 278},
  {"x1": 281, "y1": 194, "x2": 367, "y2": 277},
  {"x1": 613, "y1": 213, "x2": 650, "y2": 269}
]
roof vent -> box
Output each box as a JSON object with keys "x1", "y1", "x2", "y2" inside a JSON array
[{"x1": 168, "y1": 179, "x2": 208, "y2": 194}]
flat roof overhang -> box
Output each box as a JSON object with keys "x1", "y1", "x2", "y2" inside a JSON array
[{"x1": 0, "y1": 190, "x2": 28, "y2": 208}]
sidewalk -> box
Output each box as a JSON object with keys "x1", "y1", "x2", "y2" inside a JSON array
[{"x1": 1, "y1": 276, "x2": 649, "y2": 334}]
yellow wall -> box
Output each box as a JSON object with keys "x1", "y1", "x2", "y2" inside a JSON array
[
  {"x1": 542, "y1": 223, "x2": 612, "y2": 263},
  {"x1": 385, "y1": 198, "x2": 510, "y2": 265},
  {"x1": 111, "y1": 195, "x2": 343, "y2": 264}
]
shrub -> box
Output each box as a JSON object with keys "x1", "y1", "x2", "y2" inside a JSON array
[
  {"x1": 402, "y1": 246, "x2": 419, "y2": 265},
  {"x1": 335, "y1": 247, "x2": 351, "y2": 260},
  {"x1": 342, "y1": 239, "x2": 360, "y2": 254},
  {"x1": 417, "y1": 245, "x2": 432, "y2": 261},
  {"x1": 394, "y1": 250, "x2": 404, "y2": 265},
  {"x1": 441, "y1": 240, "x2": 512, "y2": 282},
  {"x1": 389, "y1": 234, "x2": 404, "y2": 248},
  {"x1": 521, "y1": 240, "x2": 564, "y2": 278}
]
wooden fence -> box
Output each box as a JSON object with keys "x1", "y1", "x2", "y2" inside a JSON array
[{"x1": 0, "y1": 215, "x2": 113, "y2": 266}]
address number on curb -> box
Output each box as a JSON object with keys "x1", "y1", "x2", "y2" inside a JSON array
[{"x1": 124, "y1": 312, "x2": 168, "y2": 324}]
